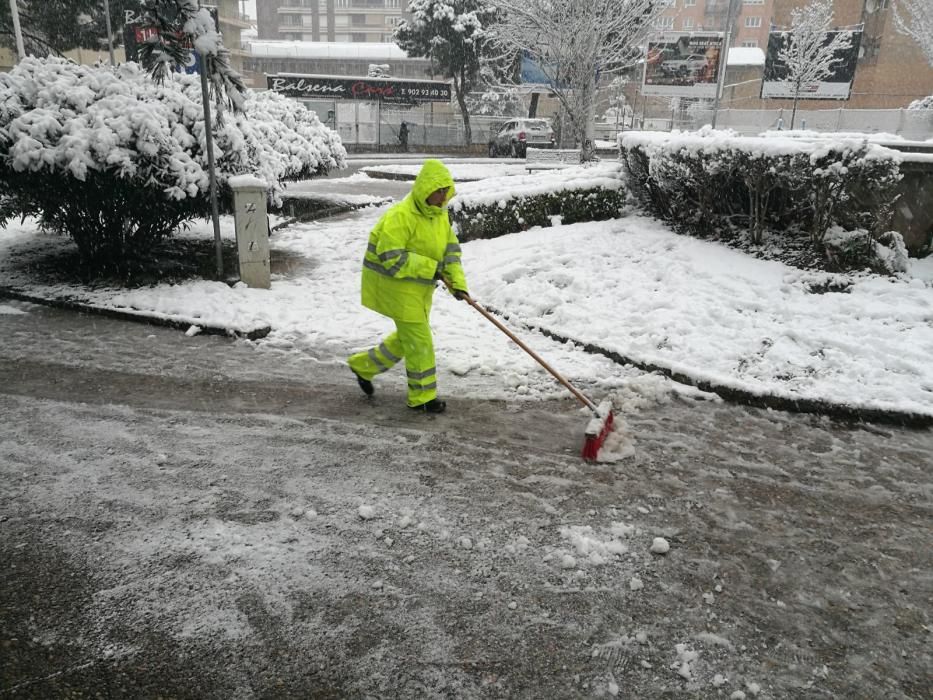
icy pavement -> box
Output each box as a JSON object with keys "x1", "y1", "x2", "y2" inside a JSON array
[{"x1": 0, "y1": 300, "x2": 931, "y2": 698}]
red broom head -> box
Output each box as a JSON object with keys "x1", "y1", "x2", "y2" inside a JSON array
[{"x1": 581, "y1": 410, "x2": 614, "y2": 462}]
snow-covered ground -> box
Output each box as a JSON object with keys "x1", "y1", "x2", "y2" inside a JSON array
[{"x1": 1, "y1": 173, "x2": 931, "y2": 421}]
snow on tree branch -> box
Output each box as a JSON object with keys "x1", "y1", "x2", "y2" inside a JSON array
[
  {"x1": 893, "y1": 0, "x2": 933, "y2": 68},
  {"x1": 493, "y1": 0, "x2": 660, "y2": 152},
  {"x1": 775, "y1": 0, "x2": 854, "y2": 92}
]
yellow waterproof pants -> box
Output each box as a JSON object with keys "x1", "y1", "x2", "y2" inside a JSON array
[{"x1": 348, "y1": 320, "x2": 437, "y2": 407}]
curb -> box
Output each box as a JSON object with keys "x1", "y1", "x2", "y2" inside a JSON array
[
  {"x1": 485, "y1": 305, "x2": 933, "y2": 429},
  {"x1": 0, "y1": 288, "x2": 272, "y2": 341}
]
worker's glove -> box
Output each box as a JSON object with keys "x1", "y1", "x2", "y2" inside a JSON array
[{"x1": 452, "y1": 289, "x2": 470, "y2": 302}]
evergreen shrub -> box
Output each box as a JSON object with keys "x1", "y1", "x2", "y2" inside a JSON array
[
  {"x1": 449, "y1": 165, "x2": 626, "y2": 242},
  {"x1": 620, "y1": 131, "x2": 903, "y2": 272},
  {"x1": 0, "y1": 57, "x2": 345, "y2": 278}
]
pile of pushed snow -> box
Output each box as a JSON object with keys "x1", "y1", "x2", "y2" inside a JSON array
[{"x1": 0, "y1": 56, "x2": 346, "y2": 205}]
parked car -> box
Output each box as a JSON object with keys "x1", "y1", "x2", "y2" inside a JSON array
[
  {"x1": 488, "y1": 118, "x2": 555, "y2": 158},
  {"x1": 661, "y1": 54, "x2": 708, "y2": 75}
]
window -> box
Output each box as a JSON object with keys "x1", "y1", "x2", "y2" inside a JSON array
[
  {"x1": 352, "y1": 32, "x2": 367, "y2": 41},
  {"x1": 743, "y1": 0, "x2": 764, "y2": 4},
  {"x1": 741, "y1": 40, "x2": 758, "y2": 47},
  {"x1": 744, "y1": 16, "x2": 762, "y2": 27},
  {"x1": 654, "y1": 16, "x2": 674, "y2": 30},
  {"x1": 386, "y1": 15, "x2": 402, "y2": 26},
  {"x1": 683, "y1": 17, "x2": 694, "y2": 29},
  {"x1": 684, "y1": 0, "x2": 696, "y2": 5},
  {"x1": 385, "y1": 0, "x2": 400, "y2": 7},
  {"x1": 351, "y1": 13, "x2": 365, "y2": 25}
]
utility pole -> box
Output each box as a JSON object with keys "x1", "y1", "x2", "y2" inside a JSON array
[
  {"x1": 8, "y1": 0, "x2": 25, "y2": 61},
  {"x1": 711, "y1": 0, "x2": 742, "y2": 128},
  {"x1": 103, "y1": 0, "x2": 116, "y2": 65}
]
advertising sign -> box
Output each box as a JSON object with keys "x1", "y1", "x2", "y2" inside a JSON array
[
  {"x1": 761, "y1": 29, "x2": 862, "y2": 100},
  {"x1": 642, "y1": 33, "x2": 724, "y2": 98},
  {"x1": 267, "y1": 75, "x2": 452, "y2": 104}
]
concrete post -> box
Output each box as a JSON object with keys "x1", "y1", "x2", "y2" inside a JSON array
[{"x1": 229, "y1": 175, "x2": 271, "y2": 290}]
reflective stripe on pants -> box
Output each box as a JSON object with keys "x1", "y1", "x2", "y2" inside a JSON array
[{"x1": 347, "y1": 320, "x2": 437, "y2": 407}]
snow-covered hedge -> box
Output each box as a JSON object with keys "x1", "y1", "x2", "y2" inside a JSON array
[
  {"x1": 0, "y1": 57, "x2": 345, "y2": 276},
  {"x1": 620, "y1": 130, "x2": 903, "y2": 271},
  {"x1": 908, "y1": 95, "x2": 933, "y2": 111},
  {"x1": 449, "y1": 163, "x2": 626, "y2": 241}
]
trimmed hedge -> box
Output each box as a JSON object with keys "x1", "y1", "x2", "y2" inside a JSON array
[
  {"x1": 620, "y1": 131, "x2": 904, "y2": 272},
  {"x1": 449, "y1": 164, "x2": 626, "y2": 242}
]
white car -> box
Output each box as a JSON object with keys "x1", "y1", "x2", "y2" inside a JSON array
[{"x1": 661, "y1": 54, "x2": 708, "y2": 75}]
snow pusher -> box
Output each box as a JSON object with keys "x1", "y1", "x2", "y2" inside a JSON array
[{"x1": 448, "y1": 283, "x2": 615, "y2": 461}]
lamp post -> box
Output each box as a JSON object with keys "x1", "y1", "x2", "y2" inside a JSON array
[
  {"x1": 102, "y1": 0, "x2": 116, "y2": 65},
  {"x1": 711, "y1": 0, "x2": 742, "y2": 128},
  {"x1": 8, "y1": 0, "x2": 25, "y2": 61}
]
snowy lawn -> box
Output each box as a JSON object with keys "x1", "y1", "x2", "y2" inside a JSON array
[{"x1": 1, "y1": 202, "x2": 931, "y2": 421}]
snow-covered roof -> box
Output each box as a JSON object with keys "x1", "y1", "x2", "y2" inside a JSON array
[
  {"x1": 245, "y1": 40, "x2": 414, "y2": 61},
  {"x1": 727, "y1": 47, "x2": 765, "y2": 67}
]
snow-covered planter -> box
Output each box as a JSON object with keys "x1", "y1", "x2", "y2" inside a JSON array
[
  {"x1": 449, "y1": 163, "x2": 626, "y2": 241},
  {"x1": 0, "y1": 57, "x2": 345, "y2": 277},
  {"x1": 620, "y1": 130, "x2": 902, "y2": 267}
]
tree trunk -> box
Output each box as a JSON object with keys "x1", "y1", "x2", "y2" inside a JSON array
[
  {"x1": 453, "y1": 72, "x2": 471, "y2": 146},
  {"x1": 582, "y1": 77, "x2": 597, "y2": 162}
]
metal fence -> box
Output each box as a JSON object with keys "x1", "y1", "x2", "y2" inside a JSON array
[
  {"x1": 296, "y1": 98, "x2": 933, "y2": 147},
  {"x1": 659, "y1": 108, "x2": 933, "y2": 140}
]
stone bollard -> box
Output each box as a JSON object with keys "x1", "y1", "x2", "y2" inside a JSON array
[{"x1": 229, "y1": 175, "x2": 271, "y2": 289}]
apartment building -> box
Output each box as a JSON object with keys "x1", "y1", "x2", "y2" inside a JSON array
[
  {"x1": 257, "y1": 0, "x2": 407, "y2": 43},
  {"x1": 656, "y1": 0, "x2": 932, "y2": 109},
  {"x1": 656, "y1": 0, "x2": 775, "y2": 48}
]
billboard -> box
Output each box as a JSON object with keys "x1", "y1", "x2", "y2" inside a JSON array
[
  {"x1": 642, "y1": 33, "x2": 724, "y2": 98},
  {"x1": 520, "y1": 53, "x2": 570, "y2": 91},
  {"x1": 761, "y1": 29, "x2": 862, "y2": 100},
  {"x1": 267, "y1": 75, "x2": 452, "y2": 104}
]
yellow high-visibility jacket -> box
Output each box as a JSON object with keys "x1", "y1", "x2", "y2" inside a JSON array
[{"x1": 361, "y1": 159, "x2": 468, "y2": 323}]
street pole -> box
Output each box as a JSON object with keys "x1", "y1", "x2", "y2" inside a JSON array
[
  {"x1": 102, "y1": 0, "x2": 116, "y2": 65},
  {"x1": 198, "y1": 51, "x2": 224, "y2": 280},
  {"x1": 8, "y1": 0, "x2": 25, "y2": 62},
  {"x1": 711, "y1": 0, "x2": 742, "y2": 129}
]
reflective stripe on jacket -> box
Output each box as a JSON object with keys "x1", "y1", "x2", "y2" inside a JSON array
[{"x1": 360, "y1": 159, "x2": 468, "y2": 323}]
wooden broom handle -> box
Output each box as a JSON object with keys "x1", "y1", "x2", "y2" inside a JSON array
[{"x1": 449, "y1": 285, "x2": 599, "y2": 413}]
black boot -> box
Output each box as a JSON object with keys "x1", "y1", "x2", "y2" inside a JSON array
[
  {"x1": 409, "y1": 398, "x2": 446, "y2": 414},
  {"x1": 353, "y1": 371, "x2": 374, "y2": 396}
]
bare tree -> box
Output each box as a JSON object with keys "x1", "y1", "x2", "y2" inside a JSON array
[
  {"x1": 773, "y1": 0, "x2": 854, "y2": 129},
  {"x1": 493, "y1": 0, "x2": 661, "y2": 160},
  {"x1": 893, "y1": 0, "x2": 933, "y2": 67}
]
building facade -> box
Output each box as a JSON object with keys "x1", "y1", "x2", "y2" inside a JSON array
[{"x1": 257, "y1": 0, "x2": 408, "y2": 43}]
